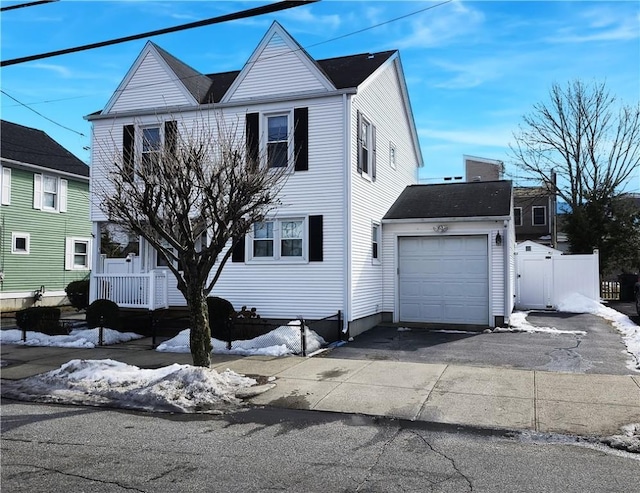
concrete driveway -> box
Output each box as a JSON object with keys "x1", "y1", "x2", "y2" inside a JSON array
[{"x1": 327, "y1": 310, "x2": 637, "y2": 375}]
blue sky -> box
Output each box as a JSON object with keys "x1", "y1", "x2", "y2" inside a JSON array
[{"x1": 1, "y1": 0, "x2": 638, "y2": 191}]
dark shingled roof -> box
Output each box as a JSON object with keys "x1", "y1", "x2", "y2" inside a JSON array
[
  {"x1": 384, "y1": 181, "x2": 513, "y2": 220},
  {"x1": 152, "y1": 42, "x2": 213, "y2": 103},
  {"x1": 1, "y1": 120, "x2": 89, "y2": 177},
  {"x1": 195, "y1": 50, "x2": 396, "y2": 104}
]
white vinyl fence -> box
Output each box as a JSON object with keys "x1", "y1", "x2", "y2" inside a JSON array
[{"x1": 515, "y1": 248, "x2": 599, "y2": 310}]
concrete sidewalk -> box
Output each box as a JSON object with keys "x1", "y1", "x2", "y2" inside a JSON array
[{"x1": 1, "y1": 339, "x2": 639, "y2": 437}]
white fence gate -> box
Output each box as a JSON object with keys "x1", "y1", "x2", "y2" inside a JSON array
[{"x1": 515, "y1": 245, "x2": 599, "y2": 310}]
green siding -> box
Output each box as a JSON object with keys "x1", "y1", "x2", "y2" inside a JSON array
[{"x1": 0, "y1": 166, "x2": 92, "y2": 295}]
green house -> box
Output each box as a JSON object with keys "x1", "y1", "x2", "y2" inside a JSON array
[{"x1": 1, "y1": 120, "x2": 91, "y2": 312}]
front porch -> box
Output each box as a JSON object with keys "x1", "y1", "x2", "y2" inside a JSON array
[{"x1": 91, "y1": 271, "x2": 170, "y2": 310}]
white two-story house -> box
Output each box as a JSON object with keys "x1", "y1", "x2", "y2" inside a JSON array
[{"x1": 88, "y1": 22, "x2": 514, "y2": 336}]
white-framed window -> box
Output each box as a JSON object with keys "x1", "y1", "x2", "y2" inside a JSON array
[
  {"x1": 389, "y1": 143, "x2": 397, "y2": 170},
  {"x1": 514, "y1": 207, "x2": 523, "y2": 226},
  {"x1": 65, "y1": 237, "x2": 92, "y2": 270},
  {"x1": 266, "y1": 113, "x2": 290, "y2": 168},
  {"x1": 1, "y1": 167, "x2": 11, "y2": 205},
  {"x1": 532, "y1": 206, "x2": 546, "y2": 226},
  {"x1": 33, "y1": 174, "x2": 67, "y2": 212},
  {"x1": 361, "y1": 117, "x2": 372, "y2": 175},
  {"x1": 372, "y1": 222, "x2": 381, "y2": 263},
  {"x1": 250, "y1": 218, "x2": 306, "y2": 261},
  {"x1": 140, "y1": 125, "x2": 162, "y2": 172},
  {"x1": 12, "y1": 232, "x2": 30, "y2": 254}
]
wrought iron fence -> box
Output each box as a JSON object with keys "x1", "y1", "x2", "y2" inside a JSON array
[{"x1": 601, "y1": 281, "x2": 620, "y2": 300}]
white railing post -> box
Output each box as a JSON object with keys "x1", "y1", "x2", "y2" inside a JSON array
[{"x1": 149, "y1": 270, "x2": 156, "y2": 310}]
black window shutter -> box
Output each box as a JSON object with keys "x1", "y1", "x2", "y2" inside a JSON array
[
  {"x1": 309, "y1": 215, "x2": 323, "y2": 262},
  {"x1": 246, "y1": 113, "x2": 259, "y2": 170},
  {"x1": 123, "y1": 125, "x2": 135, "y2": 181},
  {"x1": 232, "y1": 236, "x2": 245, "y2": 263},
  {"x1": 294, "y1": 107, "x2": 308, "y2": 171},
  {"x1": 371, "y1": 124, "x2": 377, "y2": 181},
  {"x1": 165, "y1": 120, "x2": 177, "y2": 156},
  {"x1": 356, "y1": 110, "x2": 363, "y2": 174}
]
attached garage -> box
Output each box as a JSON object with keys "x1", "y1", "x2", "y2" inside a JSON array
[
  {"x1": 399, "y1": 235, "x2": 488, "y2": 324},
  {"x1": 382, "y1": 181, "x2": 515, "y2": 328}
]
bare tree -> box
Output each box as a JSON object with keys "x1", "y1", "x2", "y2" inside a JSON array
[
  {"x1": 510, "y1": 80, "x2": 640, "y2": 269},
  {"x1": 94, "y1": 116, "x2": 287, "y2": 366}
]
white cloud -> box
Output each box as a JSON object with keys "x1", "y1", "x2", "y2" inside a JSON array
[
  {"x1": 546, "y1": 6, "x2": 639, "y2": 43},
  {"x1": 419, "y1": 126, "x2": 513, "y2": 148},
  {"x1": 29, "y1": 63, "x2": 72, "y2": 78},
  {"x1": 394, "y1": 0, "x2": 485, "y2": 49}
]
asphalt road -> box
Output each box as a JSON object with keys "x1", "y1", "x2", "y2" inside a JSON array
[
  {"x1": 2, "y1": 400, "x2": 638, "y2": 493},
  {"x1": 327, "y1": 311, "x2": 635, "y2": 374}
]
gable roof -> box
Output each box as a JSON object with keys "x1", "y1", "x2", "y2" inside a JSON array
[
  {"x1": 0, "y1": 120, "x2": 89, "y2": 177},
  {"x1": 152, "y1": 42, "x2": 213, "y2": 103},
  {"x1": 384, "y1": 181, "x2": 513, "y2": 220}
]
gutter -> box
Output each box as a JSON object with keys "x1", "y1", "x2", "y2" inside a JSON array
[
  {"x1": 382, "y1": 215, "x2": 512, "y2": 224},
  {"x1": 1, "y1": 158, "x2": 90, "y2": 182},
  {"x1": 86, "y1": 88, "x2": 358, "y2": 121}
]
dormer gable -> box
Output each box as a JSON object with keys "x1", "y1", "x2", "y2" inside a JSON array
[
  {"x1": 222, "y1": 21, "x2": 336, "y2": 103},
  {"x1": 103, "y1": 41, "x2": 211, "y2": 114}
]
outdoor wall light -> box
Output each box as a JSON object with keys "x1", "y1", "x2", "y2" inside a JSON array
[
  {"x1": 495, "y1": 232, "x2": 502, "y2": 246},
  {"x1": 433, "y1": 225, "x2": 448, "y2": 233}
]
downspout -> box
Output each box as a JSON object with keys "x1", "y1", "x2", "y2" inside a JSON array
[
  {"x1": 343, "y1": 93, "x2": 352, "y2": 336},
  {"x1": 503, "y1": 219, "x2": 510, "y2": 326}
]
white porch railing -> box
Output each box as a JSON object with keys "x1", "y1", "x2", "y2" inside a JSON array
[{"x1": 92, "y1": 271, "x2": 169, "y2": 310}]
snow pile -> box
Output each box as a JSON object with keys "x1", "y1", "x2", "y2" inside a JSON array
[
  {"x1": 601, "y1": 423, "x2": 640, "y2": 454},
  {"x1": 0, "y1": 327, "x2": 143, "y2": 348},
  {"x1": 558, "y1": 293, "x2": 640, "y2": 371},
  {"x1": 497, "y1": 311, "x2": 587, "y2": 335},
  {"x1": 0, "y1": 359, "x2": 272, "y2": 413},
  {"x1": 157, "y1": 321, "x2": 326, "y2": 357}
]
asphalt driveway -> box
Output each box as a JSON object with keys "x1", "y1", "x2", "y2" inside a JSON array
[{"x1": 326, "y1": 308, "x2": 637, "y2": 375}]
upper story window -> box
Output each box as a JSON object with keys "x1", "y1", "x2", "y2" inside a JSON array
[
  {"x1": 267, "y1": 115, "x2": 289, "y2": 168},
  {"x1": 389, "y1": 144, "x2": 397, "y2": 170},
  {"x1": 357, "y1": 110, "x2": 376, "y2": 181},
  {"x1": 514, "y1": 207, "x2": 523, "y2": 226},
  {"x1": 33, "y1": 174, "x2": 67, "y2": 213},
  {"x1": 251, "y1": 218, "x2": 305, "y2": 261},
  {"x1": 532, "y1": 206, "x2": 546, "y2": 226},
  {"x1": 141, "y1": 126, "x2": 162, "y2": 172}
]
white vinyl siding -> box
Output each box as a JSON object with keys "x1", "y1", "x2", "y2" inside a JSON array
[
  {"x1": 108, "y1": 52, "x2": 194, "y2": 113},
  {"x1": 228, "y1": 32, "x2": 329, "y2": 101},
  {"x1": 1, "y1": 167, "x2": 11, "y2": 205},
  {"x1": 350, "y1": 58, "x2": 419, "y2": 322}
]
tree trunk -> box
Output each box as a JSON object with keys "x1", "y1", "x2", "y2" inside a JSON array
[{"x1": 185, "y1": 285, "x2": 212, "y2": 367}]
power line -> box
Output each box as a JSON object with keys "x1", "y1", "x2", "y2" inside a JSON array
[
  {"x1": 0, "y1": 0, "x2": 57, "y2": 12},
  {"x1": 0, "y1": 1, "x2": 316, "y2": 67},
  {"x1": 0, "y1": 89, "x2": 86, "y2": 137}
]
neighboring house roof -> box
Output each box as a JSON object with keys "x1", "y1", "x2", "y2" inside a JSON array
[
  {"x1": 384, "y1": 181, "x2": 513, "y2": 220},
  {"x1": 0, "y1": 120, "x2": 89, "y2": 177}
]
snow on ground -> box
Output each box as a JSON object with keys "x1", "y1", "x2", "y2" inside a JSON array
[
  {"x1": 557, "y1": 293, "x2": 640, "y2": 371},
  {"x1": 157, "y1": 322, "x2": 326, "y2": 357},
  {"x1": 0, "y1": 327, "x2": 143, "y2": 348},
  {"x1": 0, "y1": 359, "x2": 272, "y2": 413},
  {"x1": 497, "y1": 312, "x2": 588, "y2": 336}
]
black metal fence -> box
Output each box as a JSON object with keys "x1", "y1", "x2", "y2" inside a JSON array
[{"x1": 601, "y1": 281, "x2": 620, "y2": 300}]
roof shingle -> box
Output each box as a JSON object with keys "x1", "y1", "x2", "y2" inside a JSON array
[
  {"x1": 384, "y1": 181, "x2": 513, "y2": 220},
  {"x1": 1, "y1": 120, "x2": 89, "y2": 177}
]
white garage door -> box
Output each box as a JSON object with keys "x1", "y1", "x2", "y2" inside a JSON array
[{"x1": 399, "y1": 236, "x2": 489, "y2": 325}]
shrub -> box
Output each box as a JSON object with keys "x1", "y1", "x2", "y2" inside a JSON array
[
  {"x1": 207, "y1": 297, "x2": 235, "y2": 338},
  {"x1": 16, "y1": 307, "x2": 64, "y2": 335},
  {"x1": 86, "y1": 299, "x2": 121, "y2": 330},
  {"x1": 65, "y1": 279, "x2": 90, "y2": 310},
  {"x1": 236, "y1": 306, "x2": 261, "y2": 319}
]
